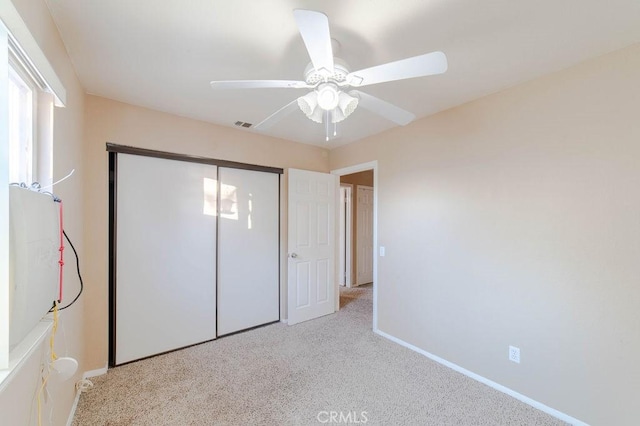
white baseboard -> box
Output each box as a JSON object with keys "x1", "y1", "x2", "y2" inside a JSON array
[
  {"x1": 280, "y1": 319, "x2": 288, "y2": 324},
  {"x1": 66, "y1": 365, "x2": 108, "y2": 426},
  {"x1": 83, "y1": 366, "x2": 107, "y2": 378},
  {"x1": 373, "y1": 328, "x2": 588, "y2": 426}
]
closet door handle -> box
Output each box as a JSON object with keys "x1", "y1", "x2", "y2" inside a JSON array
[{"x1": 289, "y1": 253, "x2": 298, "y2": 258}]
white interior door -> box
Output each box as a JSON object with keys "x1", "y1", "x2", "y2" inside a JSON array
[
  {"x1": 217, "y1": 168, "x2": 279, "y2": 336},
  {"x1": 338, "y1": 185, "x2": 352, "y2": 288},
  {"x1": 356, "y1": 185, "x2": 374, "y2": 285},
  {"x1": 287, "y1": 169, "x2": 336, "y2": 325},
  {"x1": 116, "y1": 154, "x2": 217, "y2": 365}
]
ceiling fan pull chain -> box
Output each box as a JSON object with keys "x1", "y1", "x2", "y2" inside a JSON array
[{"x1": 325, "y1": 110, "x2": 330, "y2": 141}]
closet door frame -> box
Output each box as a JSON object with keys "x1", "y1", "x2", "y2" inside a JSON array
[{"x1": 107, "y1": 143, "x2": 283, "y2": 367}]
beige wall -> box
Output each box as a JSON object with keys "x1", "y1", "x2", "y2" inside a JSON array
[
  {"x1": 0, "y1": 0, "x2": 86, "y2": 424},
  {"x1": 83, "y1": 95, "x2": 330, "y2": 370},
  {"x1": 340, "y1": 170, "x2": 373, "y2": 285},
  {"x1": 330, "y1": 43, "x2": 640, "y2": 425}
]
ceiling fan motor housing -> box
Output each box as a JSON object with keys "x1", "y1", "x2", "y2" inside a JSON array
[{"x1": 303, "y1": 58, "x2": 350, "y2": 85}]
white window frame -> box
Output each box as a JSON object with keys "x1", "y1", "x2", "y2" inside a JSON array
[
  {"x1": 0, "y1": 18, "x2": 10, "y2": 372},
  {"x1": 8, "y1": 53, "x2": 37, "y2": 185}
]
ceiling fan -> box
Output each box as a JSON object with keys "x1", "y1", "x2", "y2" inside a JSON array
[{"x1": 210, "y1": 9, "x2": 448, "y2": 140}]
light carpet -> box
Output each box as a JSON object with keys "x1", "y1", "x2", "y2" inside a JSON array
[{"x1": 72, "y1": 285, "x2": 566, "y2": 425}]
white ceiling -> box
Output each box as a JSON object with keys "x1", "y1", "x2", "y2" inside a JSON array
[{"x1": 45, "y1": 0, "x2": 640, "y2": 148}]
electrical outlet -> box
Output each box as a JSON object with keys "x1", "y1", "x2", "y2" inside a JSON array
[{"x1": 509, "y1": 346, "x2": 520, "y2": 364}]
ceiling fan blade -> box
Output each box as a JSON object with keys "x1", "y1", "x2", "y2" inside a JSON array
[
  {"x1": 210, "y1": 80, "x2": 309, "y2": 90},
  {"x1": 351, "y1": 90, "x2": 415, "y2": 125},
  {"x1": 347, "y1": 51, "x2": 447, "y2": 87},
  {"x1": 254, "y1": 99, "x2": 300, "y2": 130},
  {"x1": 293, "y1": 9, "x2": 334, "y2": 74}
]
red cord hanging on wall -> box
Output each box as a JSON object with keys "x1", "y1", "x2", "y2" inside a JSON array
[{"x1": 58, "y1": 200, "x2": 64, "y2": 302}]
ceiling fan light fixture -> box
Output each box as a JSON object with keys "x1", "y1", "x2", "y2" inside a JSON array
[
  {"x1": 298, "y1": 88, "x2": 358, "y2": 124},
  {"x1": 308, "y1": 105, "x2": 324, "y2": 123},
  {"x1": 297, "y1": 92, "x2": 318, "y2": 117},
  {"x1": 337, "y1": 91, "x2": 358, "y2": 119},
  {"x1": 316, "y1": 83, "x2": 340, "y2": 110},
  {"x1": 332, "y1": 108, "x2": 344, "y2": 123}
]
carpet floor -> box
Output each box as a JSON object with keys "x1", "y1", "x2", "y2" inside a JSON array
[{"x1": 73, "y1": 285, "x2": 566, "y2": 425}]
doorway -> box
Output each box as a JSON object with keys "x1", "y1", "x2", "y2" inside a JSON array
[
  {"x1": 332, "y1": 161, "x2": 378, "y2": 330},
  {"x1": 339, "y1": 184, "x2": 352, "y2": 288},
  {"x1": 339, "y1": 172, "x2": 374, "y2": 288}
]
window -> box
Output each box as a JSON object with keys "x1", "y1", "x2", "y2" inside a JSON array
[
  {"x1": 1, "y1": 8, "x2": 65, "y2": 375},
  {"x1": 8, "y1": 60, "x2": 35, "y2": 183},
  {"x1": 7, "y1": 40, "x2": 54, "y2": 187}
]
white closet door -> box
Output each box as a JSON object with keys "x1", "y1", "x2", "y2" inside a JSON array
[
  {"x1": 217, "y1": 168, "x2": 279, "y2": 335},
  {"x1": 116, "y1": 154, "x2": 217, "y2": 365}
]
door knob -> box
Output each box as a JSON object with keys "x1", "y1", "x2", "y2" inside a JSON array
[{"x1": 289, "y1": 253, "x2": 298, "y2": 258}]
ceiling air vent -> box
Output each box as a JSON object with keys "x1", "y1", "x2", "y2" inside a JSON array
[{"x1": 234, "y1": 121, "x2": 253, "y2": 128}]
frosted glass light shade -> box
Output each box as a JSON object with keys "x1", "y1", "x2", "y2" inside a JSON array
[
  {"x1": 316, "y1": 84, "x2": 340, "y2": 110},
  {"x1": 335, "y1": 92, "x2": 358, "y2": 122},
  {"x1": 297, "y1": 92, "x2": 317, "y2": 116},
  {"x1": 297, "y1": 87, "x2": 358, "y2": 124},
  {"x1": 308, "y1": 105, "x2": 324, "y2": 123}
]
